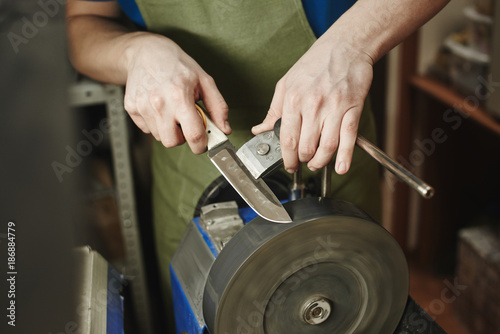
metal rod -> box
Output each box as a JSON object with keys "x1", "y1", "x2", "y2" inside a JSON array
[
  {"x1": 321, "y1": 161, "x2": 333, "y2": 198},
  {"x1": 356, "y1": 135, "x2": 435, "y2": 199},
  {"x1": 290, "y1": 165, "x2": 304, "y2": 200}
]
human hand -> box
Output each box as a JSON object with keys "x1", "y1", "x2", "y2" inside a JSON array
[
  {"x1": 123, "y1": 33, "x2": 231, "y2": 154},
  {"x1": 252, "y1": 40, "x2": 373, "y2": 175}
]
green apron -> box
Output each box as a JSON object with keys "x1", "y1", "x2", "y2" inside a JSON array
[{"x1": 135, "y1": 0, "x2": 381, "y2": 331}]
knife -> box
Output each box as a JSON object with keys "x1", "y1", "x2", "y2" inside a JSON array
[{"x1": 195, "y1": 104, "x2": 292, "y2": 223}]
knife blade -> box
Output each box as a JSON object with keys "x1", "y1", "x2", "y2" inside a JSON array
[{"x1": 195, "y1": 104, "x2": 292, "y2": 223}]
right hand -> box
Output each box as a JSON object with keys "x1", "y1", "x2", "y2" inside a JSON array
[{"x1": 123, "y1": 33, "x2": 231, "y2": 154}]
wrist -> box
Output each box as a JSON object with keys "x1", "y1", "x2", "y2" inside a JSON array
[
  {"x1": 312, "y1": 28, "x2": 375, "y2": 71},
  {"x1": 122, "y1": 32, "x2": 181, "y2": 71},
  {"x1": 318, "y1": 20, "x2": 381, "y2": 66},
  {"x1": 122, "y1": 31, "x2": 151, "y2": 71}
]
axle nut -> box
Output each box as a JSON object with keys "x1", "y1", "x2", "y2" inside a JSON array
[{"x1": 302, "y1": 297, "x2": 332, "y2": 325}]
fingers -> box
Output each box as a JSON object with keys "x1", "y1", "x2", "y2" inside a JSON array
[
  {"x1": 280, "y1": 96, "x2": 302, "y2": 173},
  {"x1": 156, "y1": 113, "x2": 185, "y2": 148},
  {"x1": 149, "y1": 89, "x2": 207, "y2": 154},
  {"x1": 297, "y1": 95, "x2": 324, "y2": 163},
  {"x1": 125, "y1": 74, "x2": 227, "y2": 155},
  {"x1": 269, "y1": 74, "x2": 365, "y2": 174},
  {"x1": 251, "y1": 110, "x2": 281, "y2": 134},
  {"x1": 305, "y1": 107, "x2": 362, "y2": 174},
  {"x1": 306, "y1": 114, "x2": 341, "y2": 172},
  {"x1": 176, "y1": 103, "x2": 208, "y2": 154},
  {"x1": 334, "y1": 107, "x2": 362, "y2": 174},
  {"x1": 124, "y1": 85, "x2": 160, "y2": 140},
  {"x1": 298, "y1": 116, "x2": 321, "y2": 163},
  {"x1": 280, "y1": 98, "x2": 361, "y2": 174},
  {"x1": 127, "y1": 110, "x2": 149, "y2": 134},
  {"x1": 199, "y1": 74, "x2": 231, "y2": 134}
]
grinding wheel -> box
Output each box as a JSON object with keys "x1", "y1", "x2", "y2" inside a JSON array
[{"x1": 203, "y1": 198, "x2": 409, "y2": 334}]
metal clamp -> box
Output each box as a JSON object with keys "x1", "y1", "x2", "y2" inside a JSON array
[
  {"x1": 236, "y1": 130, "x2": 282, "y2": 179},
  {"x1": 200, "y1": 201, "x2": 244, "y2": 253}
]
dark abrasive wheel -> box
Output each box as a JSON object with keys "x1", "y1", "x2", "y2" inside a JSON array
[{"x1": 203, "y1": 197, "x2": 408, "y2": 334}]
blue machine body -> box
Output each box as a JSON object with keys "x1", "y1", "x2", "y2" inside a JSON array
[
  {"x1": 170, "y1": 261, "x2": 207, "y2": 334},
  {"x1": 170, "y1": 207, "x2": 260, "y2": 334}
]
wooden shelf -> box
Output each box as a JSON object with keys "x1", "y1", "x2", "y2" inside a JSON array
[{"x1": 410, "y1": 75, "x2": 500, "y2": 137}]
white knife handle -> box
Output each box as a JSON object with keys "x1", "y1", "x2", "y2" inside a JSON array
[{"x1": 195, "y1": 104, "x2": 228, "y2": 150}]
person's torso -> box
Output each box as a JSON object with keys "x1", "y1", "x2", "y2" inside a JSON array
[{"x1": 126, "y1": 0, "x2": 353, "y2": 127}]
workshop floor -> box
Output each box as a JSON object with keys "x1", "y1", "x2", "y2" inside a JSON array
[{"x1": 408, "y1": 262, "x2": 471, "y2": 334}]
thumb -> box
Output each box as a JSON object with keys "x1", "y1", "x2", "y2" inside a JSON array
[
  {"x1": 252, "y1": 91, "x2": 284, "y2": 135},
  {"x1": 252, "y1": 109, "x2": 282, "y2": 134}
]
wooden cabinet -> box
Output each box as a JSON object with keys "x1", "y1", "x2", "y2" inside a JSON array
[{"x1": 391, "y1": 33, "x2": 500, "y2": 272}]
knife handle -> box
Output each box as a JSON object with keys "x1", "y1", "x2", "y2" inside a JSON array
[{"x1": 195, "y1": 104, "x2": 228, "y2": 150}]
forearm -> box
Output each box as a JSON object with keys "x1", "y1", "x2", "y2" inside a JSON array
[
  {"x1": 319, "y1": 0, "x2": 450, "y2": 64},
  {"x1": 66, "y1": 1, "x2": 230, "y2": 152},
  {"x1": 66, "y1": 14, "x2": 137, "y2": 84}
]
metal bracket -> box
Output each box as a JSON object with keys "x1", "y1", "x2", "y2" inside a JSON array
[
  {"x1": 236, "y1": 130, "x2": 282, "y2": 179},
  {"x1": 200, "y1": 201, "x2": 244, "y2": 253}
]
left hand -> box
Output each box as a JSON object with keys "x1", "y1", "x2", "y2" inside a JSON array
[{"x1": 252, "y1": 39, "x2": 374, "y2": 175}]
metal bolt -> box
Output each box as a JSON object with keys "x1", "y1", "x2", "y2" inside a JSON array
[
  {"x1": 302, "y1": 297, "x2": 332, "y2": 325},
  {"x1": 256, "y1": 143, "x2": 270, "y2": 156},
  {"x1": 312, "y1": 308, "x2": 323, "y2": 317}
]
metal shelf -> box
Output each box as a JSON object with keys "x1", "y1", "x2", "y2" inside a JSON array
[
  {"x1": 410, "y1": 75, "x2": 500, "y2": 137},
  {"x1": 69, "y1": 79, "x2": 154, "y2": 334}
]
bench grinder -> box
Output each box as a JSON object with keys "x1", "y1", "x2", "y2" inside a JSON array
[{"x1": 170, "y1": 114, "x2": 446, "y2": 334}]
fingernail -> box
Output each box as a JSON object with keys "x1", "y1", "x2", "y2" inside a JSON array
[
  {"x1": 309, "y1": 166, "x2": 318, "y2": 172},
  {"x1": 337, "y1": 162, "x2": 346, "y2": 174},
  {"x1": 286, "y1": 168, "x2": 297, "y2": 174},
  {"x1": 225, "y1": 121, "x2": 231, "y2": 132}
]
